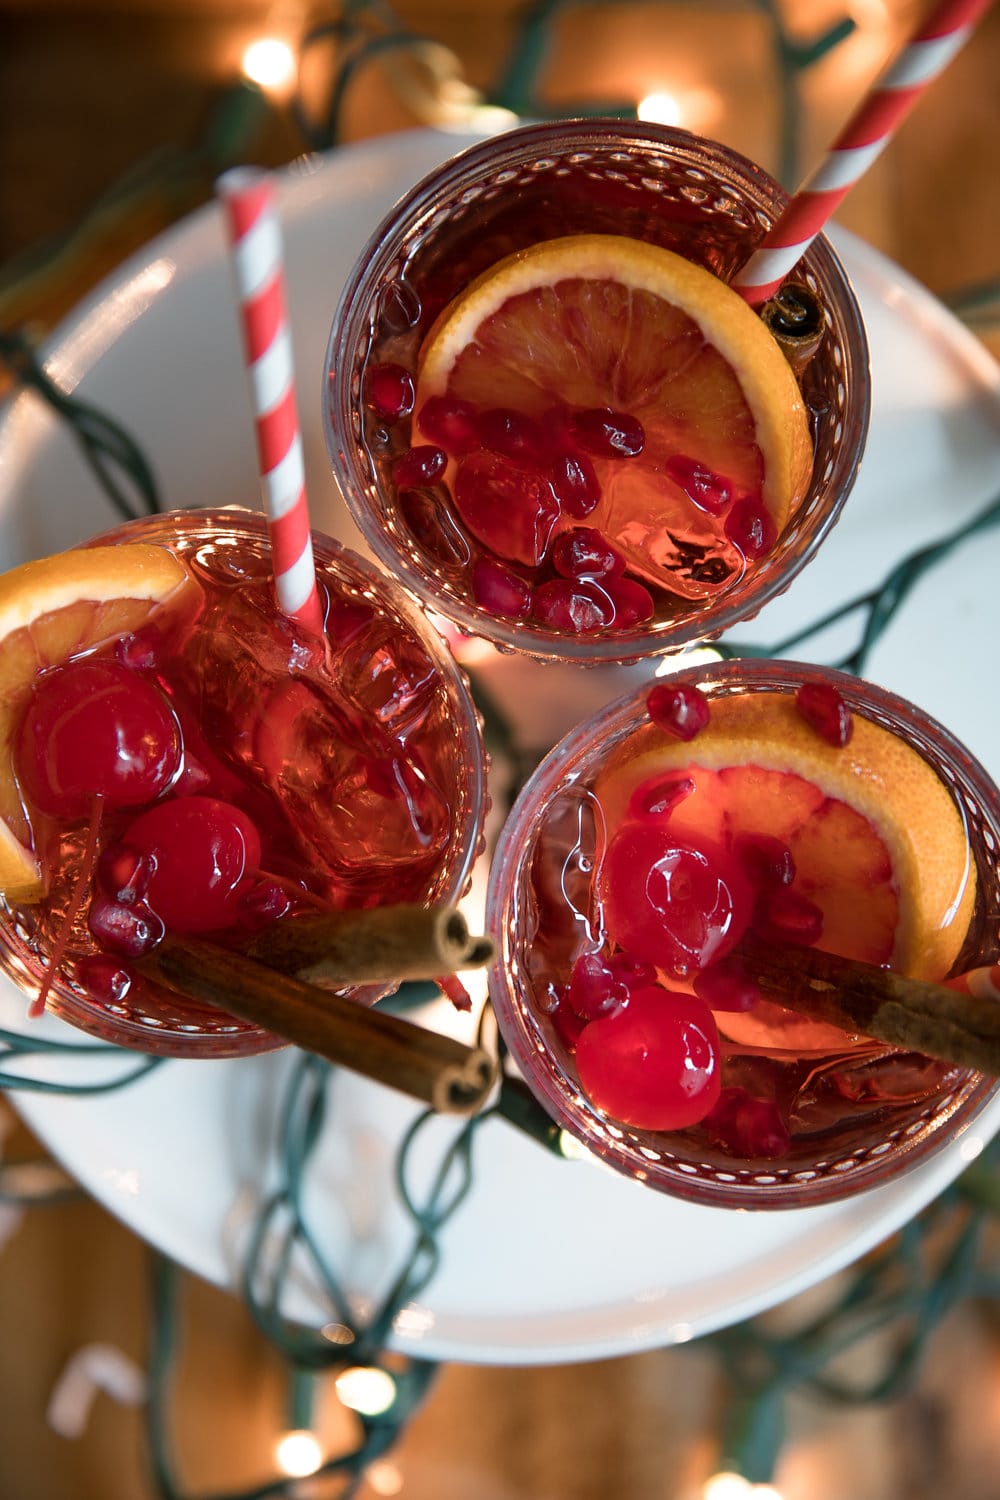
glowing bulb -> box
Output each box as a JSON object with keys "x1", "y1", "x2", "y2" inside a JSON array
[
  {"x1": 704, "y1": 1475, "x2": 753, "y2": 1500},
  {"x1": 242, "y1": 37, "x2": 296, "y2": 92},
  {"x1": 335, "y1": 1366, "x2": 397, "y2": 1417},
  {"x1": 275, "y1": 1429, "x2": 323, "y2": 1478},
  {"x1": 637, "y1": 90, "x2": 683, "y2": 127},
  {"x1": 368, "y1": 1460, "x2": 404, "y2": 1495},
  {"x1": 703, "y1": 1477, "x2": 785, "y2": 1500}
]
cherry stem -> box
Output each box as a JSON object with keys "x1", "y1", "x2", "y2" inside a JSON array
[
  {"x1": 252, "y1": 867, "x2": 336, "y2": 914},
  {"x1": 29, "y1": 796, "x2": 105, "y2": 1020}
]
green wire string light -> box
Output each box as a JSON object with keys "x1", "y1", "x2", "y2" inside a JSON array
[{"x1": 0, "y1": 4, "x2": 998, "y2": 1496}]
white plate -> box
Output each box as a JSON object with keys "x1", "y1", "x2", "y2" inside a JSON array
[{"x1": 1, "y1": 129, "x2": 999, "y2": 1367}]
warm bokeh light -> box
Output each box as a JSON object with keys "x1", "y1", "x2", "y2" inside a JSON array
[
  {"x1": 703, "y1": 1475, "x2": 786, "y2": 1500},
  {"x1": 335, "y1": 1365, "x2": 397, "y2": 1417},
  {"x1": 241, "y1": 37, "x2": 296, "y2": 92},
  {"x1": 637, "y1": 89, "x2": 683, "y2": 126},
  {"x1": 274, "y1": 1428, "x2": 324, "y2": 1478},
  {"x1": 368, "y1": 1460, "x2": 405, "y2": 1495}
]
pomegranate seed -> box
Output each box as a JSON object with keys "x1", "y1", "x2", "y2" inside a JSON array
[
  {"x1": 693, "y1": 955, "x2": 761, "y2": 1012},
  {"x1": 795, "y1": 682, "x2": 854, "y2": 747},
  {"x1": 666, "y1": 455, "x2": 733, "y2": 515},
  {"x1": 725, "y1": 497, "x2": 776, "y2": 559},
  {"x1": 471, "y1": 557, "x2": 533, "y2": 618},
  {"x1": 549, "y1": 451, "x2": 602, "y2": 517},
  {"x1": 88, "y1": 896, "x2": 165, "y2": 958},
  {"x1": 607, "y1": 952, "x2": 657, "y2": 990},
  {"x1": 532, "y1": 578, "x2": 615, "y2": 633},
  {"x1": 238, "y1": 879, "x2": 294, "y2": 931},
  {"x1": 567, "y1": 953, "x2": 629, "y2": 1020},
  {"x1": 646, "y1": 682, "x2": 710, "y2": 740},
  {"x1": 76, "y1": 954, "x2": 133, "y2": 1006},
  {"x1": 551, "y1": 990, "x2": 587, "y2": 1050},
  {"x1": 399, "y1": 488, "x2": 472, "y2": 566},
  {"x1": 733, "y1": 832, "x2": 796, "y2": 889},
  {"x1": 754, "y1": 887, "x2": 825, "y2": 947},
  {"x1": 474, "y1": 408, "x2": 547, "y2": 467},
  {"x1": 551, "y1": 528, "x2": 624, "y2": 580},
  {"x1": 628, "y1": 773, "x2": 696, "y2": 822},
  {"x1": 115, "y1": 630, "x2": 161, "y2": 670},
  {"x1": 97, "y1": 844, "x2": 155, "y2": 906},
  {"x1": 391, "y1": 445, "x2": 447, "y2": 488},
  {"x1": 172, "y1": 752, "x2": 213, "y2": 797},
  {"x1": 366, "y1": 362, "x2": 415, "y2": 421},
  {"x1": 704, "y1": 1087, "x2": 790, "y2": 1159},
  {"x1": 378, "y1": 279, "x2": 421, "y2": 333},
  {"x1": 454, "y1": 452, "x2": 559, "y2": 567},
  {"x1": 417, "y1": 394, "x2": 478, "y2": 456},
  {"x1": 569, "y1": 407, "x2": 645, "y2": 459},
  {"x1": 604, "y1": 575, "x2": 655, "y2": 627}
]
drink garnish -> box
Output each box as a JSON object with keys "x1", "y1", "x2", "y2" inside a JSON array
[
  {"x1": 0, "y1": 543, "x2": 192, "y2": 900},
  {"x1": 410, "y1": 233, "x2": 814, "y2": 607}
]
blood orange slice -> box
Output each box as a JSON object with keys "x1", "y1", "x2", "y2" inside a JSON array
[
  {"x1": 414, "y1": 234, "x2": 814, "y2": 599},
  {"x1": 594, "y1": 688, "x2": 976, "y2": 1050},
  {"x1": 0, "y1": 543, "x2": 192, "y2": 898}
]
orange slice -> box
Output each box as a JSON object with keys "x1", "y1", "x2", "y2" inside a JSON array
[
  {"x1": 0, "y1": 542, "x2": 192, "y2": 899},
  {"x1": 415, "y1": 234, "x2": 813, "y2": 596},
  {"x1": 594, "y1": 690, "x2": 975, "y2": 1007}
]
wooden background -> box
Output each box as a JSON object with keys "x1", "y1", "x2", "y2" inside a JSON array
[{"x1": 1, "y1": 2, "x2": 999, "y2": 1497}]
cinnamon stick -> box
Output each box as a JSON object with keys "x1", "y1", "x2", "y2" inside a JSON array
[
  {"x1": 759, "y1": 282, "x2": 826, "y2": 377},
  {"x1": 737, "y1": 931, "x2": 1000, "y2": 1076},
  {"x1": 138, "y1": 935, "x2": 497, "y2": 1114},
  {"x1": 248, "y1": 903, "x2": 494, "y2": 987}
]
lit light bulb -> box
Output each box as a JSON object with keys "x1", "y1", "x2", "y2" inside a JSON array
[
  {"x1": 637, "y1": 90, "x2": 683, "y2": 126},
  {"x1": 335, "y1": 1365, "x2": 397, "y2": 1417},
  {"x1": 242, "y1": 37, "x2": 296, "y2": 93},
  {"x1": 275, "y1": 1428, "x2": 323, "y2": 1478},
  {"x1": 703, "y1": 1475, "x2": 785, "y2": 1500}
]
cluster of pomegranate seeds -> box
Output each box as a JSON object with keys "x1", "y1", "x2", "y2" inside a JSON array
[
  {"x1": 795, "y1": 680, "x2": 854, "y2": 747},
  {"x1": 366, "y1": 372, "x2": 660, "y2": 635}
]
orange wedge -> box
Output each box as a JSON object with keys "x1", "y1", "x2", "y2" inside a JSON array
[
  {"x1": 594, "y1": 690, "x2": 976, "y2": 991},
  {"x1": 415, "y1": 234, "x2": 813, "y2": 595},
  {"x1": 0, "y1": 542, "x2": 191, "y2": 899}
]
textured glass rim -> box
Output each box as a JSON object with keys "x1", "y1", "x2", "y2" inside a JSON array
[
  {"x1": 485, "y1": 658, "x2": 1000, "y2": 1209},
  {"x1": 323, "y1": 118, "x2": 872, "y2": 666}
]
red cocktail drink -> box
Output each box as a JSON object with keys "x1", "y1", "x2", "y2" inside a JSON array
[
  {"x1": 325, "y1": 121, "x2": 869, "y2": 664},
  {"x1": 486, "y1": 660, "x2": 1000, "y2": 1207},
  {"x1": 0, "y1": 508, "x2": 487, "y2": 1056}
]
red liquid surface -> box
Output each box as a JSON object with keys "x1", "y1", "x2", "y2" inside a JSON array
[
  {"x1": 7, "y1": 521, "x2": 472, "y2": 1037},
  {"x1": 356, "y1": 164, "x2": 830, "y2": 638}
]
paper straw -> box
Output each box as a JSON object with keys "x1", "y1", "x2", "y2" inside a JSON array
[
  {"x1": 216, "y1": 167, "x2": 324, "y2": 635},
  {"x1": 734, "y1": 0, "x2": 995, "y2": 306},
  {"x1": 946, "y1": 962, "x2": 1000, "y2": 1000}
]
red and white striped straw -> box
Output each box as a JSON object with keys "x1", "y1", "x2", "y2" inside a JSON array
[
  {"x1": 216, "y1": 167, "x2": 324, "y2": 635},
  {"x1": 946, "y1": 962, "x2": 1000, "y2": 1001},
  {"x1": 734, "y1": 0, "x2": 995, "y2": 306}
]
